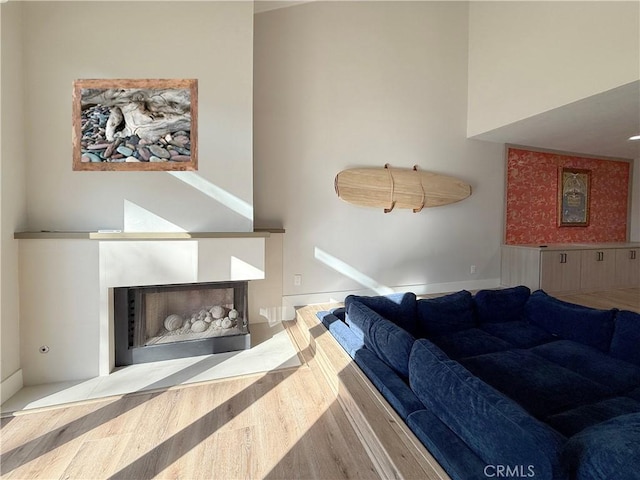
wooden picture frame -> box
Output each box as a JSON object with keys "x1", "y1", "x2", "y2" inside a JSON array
[
  {"x1": 72, "y1": 79, "x2": 198, "y2": 171},
  {"x1": 558, "y1": 167, "x2": 591, "y2": 227}
]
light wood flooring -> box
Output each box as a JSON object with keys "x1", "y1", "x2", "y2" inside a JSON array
[
  {"x1": 1, "y1": 288, "x2": 638, "y2": 480},
  {"x1": 0, "y1": 321, "x2": 379, "y2": 480},
  {"x1": 556, "y1": 287, "x2": 640, "y2": 313}
]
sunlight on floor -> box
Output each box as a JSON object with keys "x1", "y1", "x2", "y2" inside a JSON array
[{"x1": 1, "y1": 322, "x2": 300, "y2": 415}]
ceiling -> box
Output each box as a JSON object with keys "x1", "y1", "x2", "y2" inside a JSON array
[{"x1": 470, "y1": 81, "x2": 640, "y2": 160}]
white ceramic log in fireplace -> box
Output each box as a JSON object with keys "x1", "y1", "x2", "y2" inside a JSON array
[{"x1": 16, "y1": 232, "x2": 267, "y2": 385}]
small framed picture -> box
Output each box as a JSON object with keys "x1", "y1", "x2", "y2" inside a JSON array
[
  {"x1": 72, "y1": 78, "x2": 197, "y2": 171},
  {"x1": 558, "y1": 167, "x2": 591, "y2": 227}
]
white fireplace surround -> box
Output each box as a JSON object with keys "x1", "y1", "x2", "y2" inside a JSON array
[{"x1": 18, "y1": 235, "x2": 266, "y2": 386}]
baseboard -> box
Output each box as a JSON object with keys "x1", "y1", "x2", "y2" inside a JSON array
[
  {"x1": 1, "y1": 369, "x2": 23, "y2": 405},
  {"x1": 281, "y1": 278, "x2": 501, "y2": 320}
]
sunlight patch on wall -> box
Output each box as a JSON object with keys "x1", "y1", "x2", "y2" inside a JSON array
[
  {"x1": 231, "y1": 256, "x2": 265, "y2": 281},
  {"x1": 314, "y1": 247, "x2": 394, "y2": 295},
  {"x1": 124, "y1": 199, "x2": 186, "y2": 232},
  {"x1": 168, "y1": 172, "x2": 253, "y2": 221}
]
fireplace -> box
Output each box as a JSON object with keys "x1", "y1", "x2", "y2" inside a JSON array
[{"x1": 114, "y1": 281, "x2": 250, "y2": 366}]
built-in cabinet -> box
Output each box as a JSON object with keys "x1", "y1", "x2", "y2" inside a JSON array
[
  {"x1": 501, "y1": 243, "x2": 640, "y2": 294},
  {"x1": 616, "y1": 248, "x2": 640, "y2": 287},
  {"x1": 539, "y1": 250, "x2": 582, "y2": 293},
  {"x1": 579, "y1": 249, "x2": 617, "y2": 292}
]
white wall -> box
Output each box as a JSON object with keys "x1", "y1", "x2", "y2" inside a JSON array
[
  {"x1": 468, "y1": 1, "x2": 640, "y2": 137},
  {"x1": 254, "y1": 2, "x2": 505, "y2": 307},
  {"x1": 1, "y1": 2, "x2": 28, "y2": 400},
  {"x1": 2, "y1": 1, "x2": 259, "y2": 388},
  {"x1": 19, "y1": 240, "x2": 100, "y2": 385},
  {"x1": 22, "y1": 1, "x2": 255, "y2": 233}
]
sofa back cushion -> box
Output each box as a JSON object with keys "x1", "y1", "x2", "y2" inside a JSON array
[
  {"x1": 409, "y1": 339, "x2": 566, "y2": 479},
  {"x1": 610, "y1": 310, "x2": 640, "y2": 366},
  {"x1": 525, "y1": 290, "x2": 616, "y2": 352},
  {"x1": 474, "y1": 286, "x2": 531, "y2": 324},
  {"x1": 345, "y1": 292, "x2": 417, "y2": 336},
  {"x1": 347, "y1": 300, "x2": 415, "y2": 379},
  {"x1": 416, "y1": 290, "x2": 476, "y2": 338}
]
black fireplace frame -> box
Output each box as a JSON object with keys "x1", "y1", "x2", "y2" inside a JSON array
[{"x1": 114, "y1": 281, "x2": 250, "y2": 366}]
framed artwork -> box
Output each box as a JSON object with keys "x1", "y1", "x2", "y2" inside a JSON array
[
  {"x1": 558, "y1": 167, "x2": 591, "y2": 227},
  {"x1": 72, "y1": 79, "x2": 198, "y2": 171}
]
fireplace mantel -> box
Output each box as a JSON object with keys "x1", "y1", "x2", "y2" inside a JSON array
[
  {"x1": 17, "y1": 232, "x2": 272, "y2": 385},
  {"x1": 15, "y1": 228, "x2": 284, "y2": 240}
]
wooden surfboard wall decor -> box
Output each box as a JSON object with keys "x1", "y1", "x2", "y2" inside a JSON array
[{"x1": 334, "y1": 164, "x2": 471, "y2": 213}]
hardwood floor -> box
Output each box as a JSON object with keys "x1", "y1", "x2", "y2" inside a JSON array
[
  {"x1": 557, "y1": 287, "x2": 640, "y2": 313},
  {"x1": 1, "y1": 288, "x2": 638, "y2": 480},
  {"x1": 0, "y1": 322, "x2": 379, "y2": 480}
]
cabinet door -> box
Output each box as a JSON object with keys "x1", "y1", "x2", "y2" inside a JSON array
[
  {"x1": 540, "y1": 250, "x2": 581, "y2": 293},
  {"x1": 615, "y1": 248, "x2": 640, "y2": 287},
  {"x1": 580, "y1": 249, "x2": 616, "y2": 292},
  {"x1": 500, "y1": 246, "x2": 541, "y2": 290}
]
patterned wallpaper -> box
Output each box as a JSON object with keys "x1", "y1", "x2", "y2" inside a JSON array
[{"x1": 505, "y1": 147, "x2": 630, "y2": 245}]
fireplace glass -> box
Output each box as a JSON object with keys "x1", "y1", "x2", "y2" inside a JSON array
[{"x1": 114, "y1": 281, "x2": 250, "y2": 366}]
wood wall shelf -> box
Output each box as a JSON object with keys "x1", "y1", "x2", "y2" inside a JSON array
[{"x1": 14, "y1": 229, "x2": 284, "y2": 240}]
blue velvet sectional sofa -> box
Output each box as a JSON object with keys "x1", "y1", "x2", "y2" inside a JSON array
[{"x1": 317, "y1": 287, "x2": 640, "y2": 480}]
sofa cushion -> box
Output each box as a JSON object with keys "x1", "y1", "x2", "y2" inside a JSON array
[
  {"x1": 530, "y1": 340, "x2": 640, "y2": 393},
  {"x1": 354, "y1": 349, "x2": 424, "y2": 420},
  {"x1": 459, "y1": 349, "x2": 614, "y2": 418},
  {"x1": 345, "y1": 292, "x2": 417, "y2": 336},
  {"x1": 474, "y1": 286, "x2": 531, "y2": 324},
  {"x1": 316, "y1": 311, "x2": 365, "y2": 359},
  {"x1": 627, "y1": 387, "x2": 640, "y2": 403},
  {"x1": 330, "y1": 306, "x2": 346, "y2": 322},
  {"x1": 561, "y1": 413, "x2": 640, "y2": 480},
  {"x1": 407, "y1": 410, "x2": 489, "y2": 480},
  {"x1": 347, "y1": 300, "x2": 414, "y2": 379},
  {"x1": 416, "y1": 290, "x2": 476, "y2": 338},
  {"x1": 430, "y1": 328, "x2": 512, "y2": 360},
  {"x1": 481, "y1": 321, "x2": 554, "y2": 348},
  {"x1": 525, "y1": 290, "x2": 616, "y2": 352},
  {"x1": 546, "y1": 396, "x2": 640, "y2": 437},
  {"x1": 409, "y1": 339, "x2": 566, "y2": 479},
  {"x1": 610, "y1": 310, "x2": 640, "y2": 366}
]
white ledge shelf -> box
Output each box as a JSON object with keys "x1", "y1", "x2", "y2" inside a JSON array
[{"x1": 15, "y1": 229, "x2": 284, "y2": 240}]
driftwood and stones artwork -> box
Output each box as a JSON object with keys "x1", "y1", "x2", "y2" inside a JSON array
[{"x1": 72, "y1": 79, "x2": 198, "y2": 171}]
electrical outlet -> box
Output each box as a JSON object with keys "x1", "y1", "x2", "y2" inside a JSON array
[
  {"x1": 470, "y1": 265, "x2": 477, "y2": 274},
  {"x1": 294, "y1": 274, "x2": 302, "y2": 286}
]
